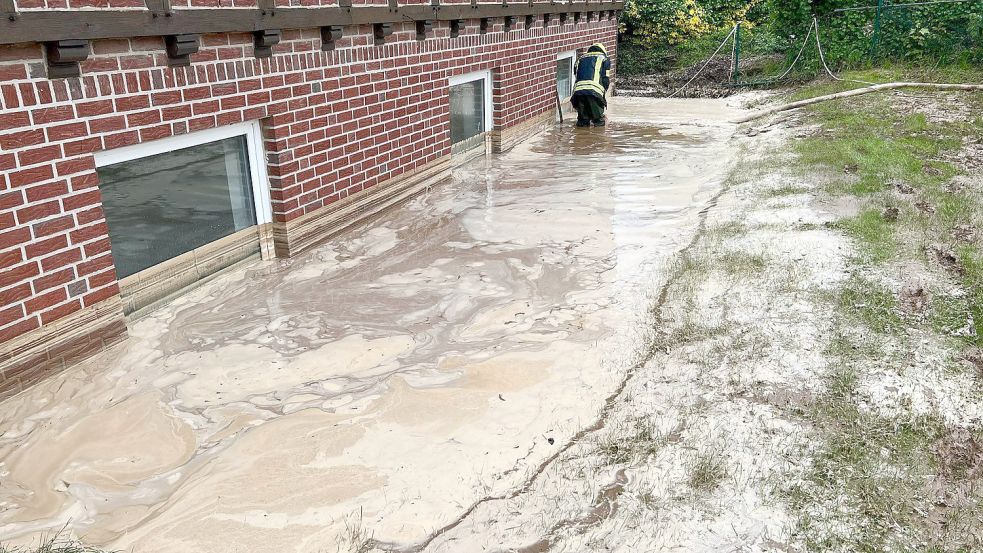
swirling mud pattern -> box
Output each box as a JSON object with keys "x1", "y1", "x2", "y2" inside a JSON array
[{"x1": 0, "y1": 97, "x2": 741, "y2": 553}]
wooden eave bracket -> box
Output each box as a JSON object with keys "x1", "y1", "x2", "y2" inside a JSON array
[
  {"x1": 415, "y1": 19, "x2": 433, "y2": 40},
  {"x1": 320, "y1": 25, "x2": 344, "y2": 51},
  {"x1": 258, "y1": 0, "x2": 275, "y2": 15},
  {"x1": 254, "y1": 28, "x2": 281, "y2": 58},
  {"x1": 503, "y1": 14, "x2": 516, "y2": 31},
  {"x1": 45, "y1": 39, "x2": 89, "y2": 79},
  {"x1": 145, "y1": 0, "x2": 172, "y2": 17},
  {"x1": 165, "y1": 33, "x2": 199, "y2": 66},
  {"x1": 373, "y1": 22, "x2": 393, "y2": 45}
]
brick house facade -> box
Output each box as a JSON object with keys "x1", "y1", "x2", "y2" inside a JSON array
[{"x1": 0, "y1": 1, "x2": 620, "y2": 399}]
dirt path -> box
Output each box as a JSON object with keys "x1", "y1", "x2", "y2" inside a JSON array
[{"x1": 0, "y1": 97, "x2": 745, "y2": 552}]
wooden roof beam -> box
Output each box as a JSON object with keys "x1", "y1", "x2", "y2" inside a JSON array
[{"x1": 0, "y1": 2, "x2": 622, "y2": 45}]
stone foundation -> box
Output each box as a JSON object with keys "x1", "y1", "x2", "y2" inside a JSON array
[{"x1": 0, "y1": 297, "x2": 126, "y2": 401}]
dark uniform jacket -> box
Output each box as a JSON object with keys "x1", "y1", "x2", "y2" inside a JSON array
[{"x1": 571, "y1": 44, "x2": 611, "y2": 106}]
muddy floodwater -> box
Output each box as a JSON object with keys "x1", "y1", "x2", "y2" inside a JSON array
[{"x1": 0, "y1": 97, "x2": 741, "y2": 552}]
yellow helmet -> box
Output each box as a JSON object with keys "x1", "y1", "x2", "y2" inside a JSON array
[{"x1": 587, "y1": 43, "x2": 607, "y2": 55}]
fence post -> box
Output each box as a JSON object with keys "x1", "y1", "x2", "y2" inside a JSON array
[
  {"x1": 732, "y1": 22, "x2": 741, "y2": 81},
  {"x1": 871, "y1": 0, "x2": 884, "y2": 59}
]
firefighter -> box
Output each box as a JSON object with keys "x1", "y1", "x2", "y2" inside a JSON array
[{"x1": 571, "y1": 43, "x2": 611, "y2": 127}]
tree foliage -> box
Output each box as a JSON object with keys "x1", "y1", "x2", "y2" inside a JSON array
[
  {"x1": 621, "y1": 0, "x2": 983, "y2": 66},
  {"x1": 765, "y1": 0, "x2": 983, "y2": 65},
  {"x1": 621, "y1": 0, "x2": 766, "y2": 45}
]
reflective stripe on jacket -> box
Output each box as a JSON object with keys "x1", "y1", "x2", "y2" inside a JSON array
[{"x1": 572, "y1": 52, "x2": 610, "y2": 100}]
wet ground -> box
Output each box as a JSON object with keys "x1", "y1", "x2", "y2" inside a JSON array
[{"x1": 0, "y1": 97, "x2": 742, "y2": 552}]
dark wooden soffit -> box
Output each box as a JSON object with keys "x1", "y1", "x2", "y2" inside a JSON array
[
  {"x1": 1, "y1": 0, "x2": 17, "y2": 17},
  {"x1": 0, "y1": 1, "x2": 623, "y2": 45}
]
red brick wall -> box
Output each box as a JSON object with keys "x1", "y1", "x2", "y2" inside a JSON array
[{"x1": 0, "y1": 14, "x2": 617, "y2": 346}]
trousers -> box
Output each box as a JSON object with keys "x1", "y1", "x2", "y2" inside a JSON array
[{"x1": 572, "y1": 93, "x2": 605, "y2": 126}]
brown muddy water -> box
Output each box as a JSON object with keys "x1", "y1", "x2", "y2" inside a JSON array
[{"x1": 0, "y1": 97, "x2": 743, "y2": 552}]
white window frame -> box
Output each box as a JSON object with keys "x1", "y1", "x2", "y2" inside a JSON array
[
  {"x1": 557, "y1": 50, "x2": 577, "y2": 100},
  {"x1": 448, "y1": 69, "x2": 493, "y2": 137},
  {"x1": 93, "y1": 121, "x2": 273, "y2": 226}
]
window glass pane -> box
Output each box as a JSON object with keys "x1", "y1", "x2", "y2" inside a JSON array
[
  {"x1": 557, "y1": 58, "x2": 573, "y2": 97},
  {"x1": 97, "y1": 135, "x2": 257, "y2": 279},
  {"x1": 450, "y1": 79, "x2": 485, "y2": 144}
]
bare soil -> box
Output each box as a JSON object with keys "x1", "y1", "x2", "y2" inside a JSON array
[{"x1": 619, "y1": 55, "x2": 783, "y2": 99}]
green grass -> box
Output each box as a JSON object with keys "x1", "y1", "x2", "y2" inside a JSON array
[
  {"x1": 705, "y1": 220, "x2": 747, "y2": 239},
  {"x1": 596, "y1": 419, "x2": 668, "y2": 465},
  {"x1": 929, "y1": 292, "x2": 973, "y2": 338},
  {"x1": 789, "y1": 76, "x2": 981, "y2": 348},
  {"x1": 761, "y1": 183, "x2": 811, "y2": 198},
  {"x1": 795, "y1": 128, "x2": 955, "y2": 197},
  {"x1": 649, "y1": 316, "x2": 733, "y2": 356},
  {"x1": 778, "y1": 75, "x2": 983, "y2": 549},
  {"x1": 686, "y1": 450, "x2": 727, "y2": 493},
  {"x1": 838, "y1": 210, "x2": 897, "y2": 263},
  {"x1": 717, "y1": 251, "x2": 768, "y2": 276},
  {"x1": 958, "y1": 245, "x2": 983, "y2": 344},
  {"x1": 785, "y1": 320, "x2": 983, "y2": 551},
  {"x1": 781, "y1": 324, "x2": 980, "y2": 551},
  {"x1": 933, "y1": 192, "x2": 977, "y2": 228},
  {"x1": 0, "y1": 536, "x2": 114, "y2": 553},
  {"x1": 902, "y1": 112, "x2": 929, "y2": 133},
  {"x1": 838, "y1": 276, "x2": 903, "y2": 334},
  {"x1": 786, "y1": 64, "x2": 983, "y2": 103}
]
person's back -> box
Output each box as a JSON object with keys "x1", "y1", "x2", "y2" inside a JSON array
[{"x1": 571, "y1": 43, "x2": 611, "y2": 127}]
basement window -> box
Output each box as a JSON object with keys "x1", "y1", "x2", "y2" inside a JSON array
[
  {"x1": 557, "y1": 51, "x2": 576, "y2": 99},
  {"x1": 449, "y1": 70, "x2": 492, "y2": 154},
  {"x1": 94, "y1": 122, "x2": 272, "y2": 314}
]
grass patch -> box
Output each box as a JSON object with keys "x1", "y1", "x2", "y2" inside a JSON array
[
  {"x1": 796, "y1": 133, "x2": 953, "y2": 196},
  {"x1": 786, "y1": 77, "x2": 983, "y2": 548},
  {"x1": 649, "y1": 316, "x2": 732, "y2": 356},
  {"x1": 791, "y1": 90, "x2": 963, "y2": 201},
  {"x1": 933, "y1": 191, "x2": 977, "y2": 228},
  {"x1": 787, "y1": 65, "x2": 983, "y2": 103},
  {"x1": 958, "y1": 245, "x2": 983, "y2": 345},
  {"x1": 902, "y1": 112, "x2": 929, "y2": 133},
  {"x1": 0, "y1": 536, "x2": 115, "y2": 553},
  {"x1": 838, "y1": 276, "x2": 903, "y2": 334},
  {"x1": 823, "y1": 329, "x2": 882, "y2": 363},
  {"x1": 782, "y1": 324, "x2": 981, "y2": 551},
  {"x1": 838, "y1": 210, "x2": 897, "y2": 263},
  {"x1": 717, "y1": 251, "x2": 768, "y2": 276},
  {"x1": 929, "y1": 292, "x2": 975, "y2": 339},
  {"x1": 795, "y1": 378, "x2": 947, "y2": 551},
  {"x1": 596, "y1": 419, "x2": 669, "y2": 465},
  {"x1": 705, "y1": 220, "x2": 747, "y2": 240},
  {"x1": 761, "y1": 183, "x2": 811, "y2": 198},
  {"x1": 687, "y1": 450, "x2": 727, "y2": 493},
  {"x1": 668, "y1": 251, "x2": 713, "y2": 281}
]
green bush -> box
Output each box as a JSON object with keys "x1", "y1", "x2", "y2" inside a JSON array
[
  {"x1": 766, "y1": 0, "x2": 983, "y2": 67},
  {"x1": 618, "y1": 0, "x2": 780, "y2": 76},
  {"x1": 618, "y1": 0, "x2": 982, "y2": 78},
  {"x1": 621, "y1": 0, "x2": 767, "y2": 46}
]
